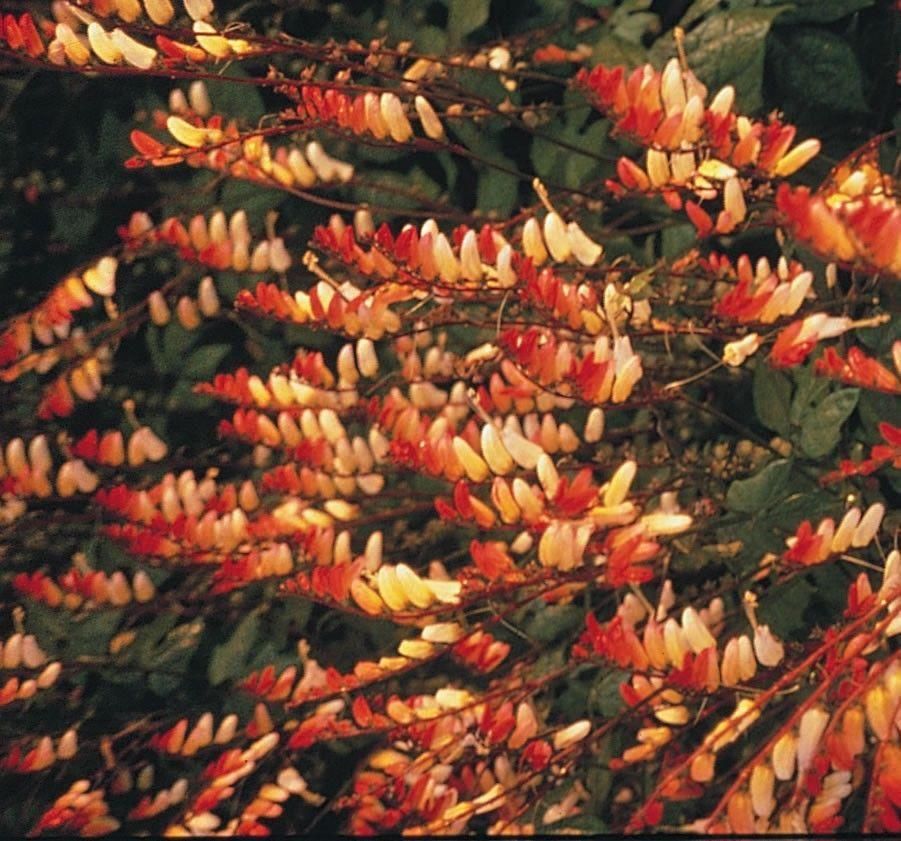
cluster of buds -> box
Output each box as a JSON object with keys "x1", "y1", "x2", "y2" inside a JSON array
[
  {"x1": 37, "y1": 354, "x2": 109, "y2": 420},
  {"x1": 579, "y1": 58, "x2": 821, "y2": 175},
  {"x1": 291, "y1": 83, "x2": 446, "y2": 143},
  {"x1": 822, "y1": 421, "x2": 901, "y2": 484},
  {"x1": 776, "y1": 158, "x2": 901, "y2": 277},
  {"x1": 769, "y1": 312, "x2": 856, "y2": 369},
  {"x1": 315, "y1": 207, "x2": 603, "y2": 308},
  {"x1": 710, "y1": 253, "x2": 814, "y2": 325},
  {"x1": 1, "y1": 632, "x2": 62, "y2": 707},
  {"x1": 120, "y1": 209, "x2": 292, "y2": 274},
  {"x1": 781, "y1": 502, "x2": 885, "y2": 567},
  {"x1": 13, "y1": 565, "x2": 156, "y2": 610},
  {"x1": 501, "y1": 326, "x2": 644, "y2": 405},
  {"x1": 814, "y1": 345, "x2": 901, "y2": 395},
  {"x1": 147, "y1": 276, "x2": 221, "y2": 329},
  {"x1": 2, "y1": 729, "x2": 78, "y2": 774},
  {"x1": 19, "y1": 4, "x2": 253, "y2": 72},
  {"x1": 216, "y1": 767, "x2": 324, "y2": 836},
  {"x1": 125, "y1": 777, "x2": 188, "y2": 822},
  {"x1": 57, "y1": 0, "x2": 214, "y2": 27},
  {"x1": 30, "y1": 779, "x2": 119, "y2": 837},
  {"x1": 236, "y1": 278, "x2": 402, "y2": 340},
  {"x1": 0, "y1": 256, "x2": 117, "y2": 374},
  {"x1": 344, "y1": 688, "x2": 593, "y2": 834},
  {"x1": 150, "y1": 711, "x2": 239, "y2": 756},
  {"x1": 131, "y1": 112, "x2": 354, "y2": 189},
  {"x1": 350, "y1": 562, "x2": 462, "y2": 616},
  {"x1": 160, "y1": 731, "x2": 281, "y2": 832},
  {"x1": 1, "y1": 433, "x2": 97, "y2": 498},
  {"x1": 579, "y1": 58, "x2": 819, "y2": 234},
  {"x1": 711, "y1": 657, "x2": 901, "y2": 833}
]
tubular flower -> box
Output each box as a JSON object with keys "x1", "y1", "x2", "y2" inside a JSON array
[
  {"x1": 710, "y1": 252, "x2": 814, "y2": 325},
  {"x1": 821, "y1": 421, "x2": 901, "y2": 484},
  {"x1": 776, "y1": 160, "x2": 901, "y2": 276},
  {"x1": 769, "y1": 313, "x2": 854, "y2": 369},
  {"x1": 129, "y1": 97, "x2": 353, "y2": 187},
  {"x1": 814, "y1": 346, "x2": 901, "y2": 395},
  {"x1": 578, "y1": 58, "x2": 820, "y2": 232}
]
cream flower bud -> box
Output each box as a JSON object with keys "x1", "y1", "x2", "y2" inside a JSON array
[
  {"x1": 723, "y1": 177, "x2": 746, "y2": 223},
  {"x1": 543, "y1": 212, "x2": 571, "y2": 262},
  {"x1": 452, "y1": 436, "x2": 490, "y2": 482},
  {"x1": 753, "y1": 625, "x2": 784, "y2": 667},
  {"x1": 87, "y1": 23, "x2": 123, "y2": 64},
  {"x1": 773, "y1": 139, "x2": 821, "y2": 177},
  {"x1": 723, "y1": 333, "x2": 760, "y2": 367},
  {"x1": 646, "y1": 149, "x2": 670, "y2": 187},
  {"x1": 481, "y1": 424, "x2": 513, "y2": 475},
  {"x1": 459, "y1": 229, "x2": 482, "y2": 281},
  {"x1": 197, "y1": 276, "x2": 220, "y2": 317},
  {"x1": 496, "y1": 244, "x2": 516, "y2": 287},
  {"x1": 553, "y1": 719, "x2": 591, "y2": 750},
  {"x1": 148, "y1": 291, "x2": 171, "y2": 326},
  {"x1": 395, "y1": 563, "x2": 434, "y2": 609},
  {"x1": 603, "y1": 460, "x2": 636, "y2": 507},
  {"x1": 566, "y1": 221, "x2": 603, "y2": 266},
  {"x1": 110, "y1": 29, "x2": 157, "y2": 69},
  {"x1": 414, "y1": 95, "x2": 445, "y2": 140},
  {"x1": 709, "y1": 85, "x2": 735, "y2": 117},
  {"x1": 681, "y1": 607, "x2": 716, "y2": 654},
  {"x1": 851, "y1": 502, "x2": 884, "y2": 547},
  {"x1": 287, "y1": 148, "x2": 317, "y2": 188},
  {"x1": 144, "y1": 0, "x2": 175, "y2": 25},
  {"x1": 522, "y1": 218, "x2": 548, "y2": 265},
  {"x1": 184, "y1": 0, "x2": 214, "y2": 21},
  {"x1": 380, "y1": 93, "x2": 413, "y2": 143},
  {"x1": 797, "y1": 707, "x2": 829, "y2": 773},
  {"x1": 188, "y1": 80, "x2": 212, "y2": 117},
  {"x1": 83, "y1": 256, "x2": 117, "y2": 297},
  {"x1": 421, "y1": 622, "x2": 464, "y2": 644},
  {"x1": 57, "y1": 729, "x2": 78, "y2": 760}
]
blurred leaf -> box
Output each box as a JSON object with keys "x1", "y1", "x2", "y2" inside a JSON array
[
  {"x1": 726, "y1": 457, "x2": 793, "y2": 512},
  {"x1": 759, "y1": 575, "x2": 815, "y2": 638},
  {"x1": 209, "y1": 609, "x2": 262, "y2": 686},
  {"x1": 767, "y1": 27, "x2": 869, "y2": 120},
  {"x1": 162, "y1": 322, "x2": 200, "y2": 372},
  {"x1": 181, "y1": 343, "x2": 231, "y2": 381},
  {"x1": 754, "y1": 363, "x2": 792, "y2": 436},
  {"x1": 447, "y1": 0, "x2": 490, "y2": 46},
  {"x1": 769, "y1": 0, "x2": 874, "y2": 24},
  {"x1": 590, "y1": 669, "x2": 629, "y2": 717},
  {"x1": 789, "y1": 366, "x2": 831, "y2": 426},
  {"x1": 799, "y1": 387, "x2": 858, "y2": 457},
  {"x1": 524, "y1": 603, "x2": 583, "y2": 643}
]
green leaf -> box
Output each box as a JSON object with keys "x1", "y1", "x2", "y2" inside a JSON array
[
  {"x1": 771, "y1": 0, "x2": 874, "y2": 24},
  {"x1": 203, "y1": 65, "x2": 265, "y2": 124},
  {"x1": 799, "y1": 387, "x2": 859, "y2": 458},
  {"x1": 590, "y1": 669, "x2": 629, "y2": 717},
  {"x1": 789, "y1": 366, "x2": 831, "y2": 426},
  {"x1": 767, "y1": 27, "x2": 869, "y2": 120},
  {"x1": 652, "y1": 7, "x2": 789, "y2": 112},
  {"x1": 181, "y1": 343, "x2": 231, "y2": 381},
  {"x1": 162, "y1": 321, "x2": 199, "y2": 372},
  {"x1": 209, "y1": 609, "x2": 262, "y2": 686},
  {"x1": 447, "y1": 0, "x2": 490, "y2": 47},
  {"x1": 759, "y1": 575, "x2": 815, "y2": 639},
  {"x1": 476, "y1": 167, "x2": 519, "y2": 217},
  {"x1": 524, "y1": 603, "x2": 583, "y2": 644},
  {"x1": 753, "y1": 363, "x2": 792, "y2": 436},
  {"x1": 725, "y1": 457, "x2": 793, "y2": 513}
]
